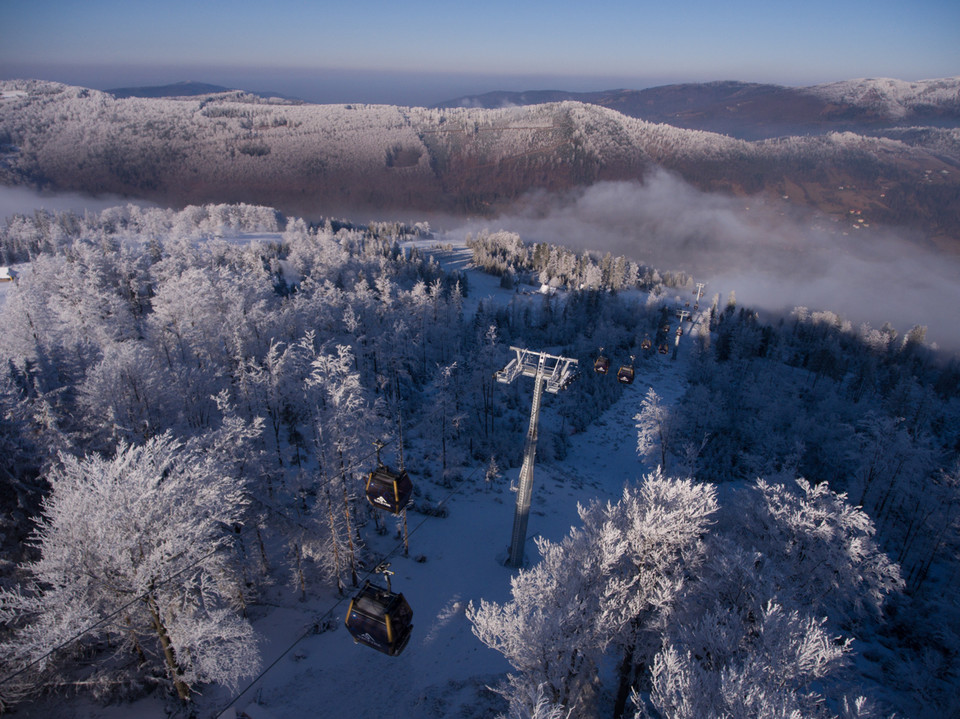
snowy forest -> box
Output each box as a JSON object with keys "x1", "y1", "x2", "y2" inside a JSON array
[{"x1": 0, "y1": 202, "x2": 958, "y2": 718}]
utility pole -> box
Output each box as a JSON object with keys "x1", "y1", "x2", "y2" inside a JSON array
[{"x1": 496, "y1": 347, "x2": 578, "y2": 567}]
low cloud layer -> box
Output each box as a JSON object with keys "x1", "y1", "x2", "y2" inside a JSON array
[
  {"x1": 0, "y1": 186, "x2": 154, "y2": 221},
  {"x1": 3, "y1": 180, "x2": 957, "y2": 351},
  {"x1": 451, "y1": 171, "x2": 960, "y2": 351}
]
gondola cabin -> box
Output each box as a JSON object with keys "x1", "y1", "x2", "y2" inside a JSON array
[
  {"x1": 366, "y1": 466, "x2": 414, "y2": 515},
  {"x1": 617, "y1": 364, "x2": 635, "y2": 384},
  {"x1": 594, "y1": 355, "x2": 611, "y2": 375},
  {"x1": 345, "y1": 580, "x2": 413, "y2": 656},
  {"x1": 658, "y1": 343, "x2": 669, "y2": 354},
  {"x1": 640, "y1": 337, "x2": 653, "y2": 351}
]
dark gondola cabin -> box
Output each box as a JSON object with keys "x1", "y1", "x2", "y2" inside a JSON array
[
  {"x1": 640, "y1": 337, "x2": 652, "y2": 351},
  {"x1": 658, "y1": 343, "x2": 669, "y2": 354},
  {"x1": 617, "y1": 355, "x2": 636, "y2": 384},
  {"x1": 594, "y1": 355, "x2": 611, "y2": 375},
  {"x1": 366, "y1": 466, "x2": 414, "y2": 515},
  {"x1": 345, "y1": 580, "x2": 414, "y2": 656}
]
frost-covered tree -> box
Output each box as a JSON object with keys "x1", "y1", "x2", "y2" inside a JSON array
[
  {"x1": 635, "y1": 474, "x2": 903, "y2": 718},
  {"x1": 468, "y1": 524, "x2": 605, "y2": 714},
  {"x1": 499, "y1": 683, "x2": 568, "y2": 719},
  {"x1": 645, "y1": 602, "x2": 854, "y2": 719},
  {"x1": 587, "y1": 473, "x2": 717, "y2": 717},
  {"x1": 747, "y1": 478, "x2": 903, "y2": 623},
  {"x1": 425, "y1": 361, "x2": 467, "y2": 483},
  {"x1": 635, "y1": 388, "x2": 672, "y2": 472},
  {"x1": 77, "y1": 339, "x2": 175, "y2": 447},
  {"x1": 0, "y1": 434, "x2": 260, "y2": 705},
  {"x1": 468, "y1": 472, "x2": 717, "y2": 716},
  {"x1": 307, "y1": 344, "x2": 384, "y2": 588}
]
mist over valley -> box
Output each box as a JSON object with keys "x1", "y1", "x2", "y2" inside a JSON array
[{"x1": 453, "y1": 173, "x2": 960, "y2": 350}]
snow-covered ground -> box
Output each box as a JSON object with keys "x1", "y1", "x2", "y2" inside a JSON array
[
  {"x1": 9, "y1": 240, "x2": 700, "y2": 719},
  {"x1": 197, "y1": 252, "x2": 694, "y2": 719},
  {"x1": 200, "y1": 369, "x2": 681, "y2": 719}
]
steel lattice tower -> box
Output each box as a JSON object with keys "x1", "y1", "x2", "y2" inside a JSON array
[{"x1": 496, "y1": 347, "x2": 578, "y2": 567}]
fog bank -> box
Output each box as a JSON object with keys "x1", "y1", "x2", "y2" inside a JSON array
[
  {"x1": 3, "y1": 180, "x2": 957, "y2": 352},
  {"x1": 0, "y1": 186, "x2": 154, "y2": 221},
  {"x1": 452, "y1": 171, "x2": 960, "y2": 351}
]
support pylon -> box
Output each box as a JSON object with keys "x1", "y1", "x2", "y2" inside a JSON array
[{"x1": 496, "y1": 347, "x2": 578, "y2": 567}]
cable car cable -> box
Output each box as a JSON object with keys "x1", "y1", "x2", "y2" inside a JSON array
[
  {"x1": 0, "y1": 438, "x2": 398, "y2": 695},
  {"x1": 244, "y1": 435, "x2": 399, "y2": 532},
  {"x1": 0, "y1": 546, "x2": 221, "y2": 689},
  {"x1": 212, "y1": 461, "x2": 483, "y2": 718}
]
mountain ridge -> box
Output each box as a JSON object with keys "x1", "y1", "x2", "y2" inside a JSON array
[
  {"x1": 1, "y1": 80, "x2": 958, "y2": 250},
  {"x1": 106, "y1": 80, "x2": 301, "y2": 103},
  {"x1": 436, "y1": 78, "x2": 960, "y2": 140}
]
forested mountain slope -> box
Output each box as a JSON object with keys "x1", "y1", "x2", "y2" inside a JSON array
[
  {"x1": 2, "y1": 81, "x2": 958, "y2": 245},
  {"x1": 0, "y1": 204, "x2": 958, "y2": 717}
]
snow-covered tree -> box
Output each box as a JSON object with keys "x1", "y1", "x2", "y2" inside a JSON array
[
  {"x1": 499, "y1": 683, "x2": 569, "y2": 719},
  {"x1": 747, "y1": 478, "x2": 903, "y2": 623},
  {"x1": 307, "y1": 344, "x2": 384, "y2": 588},
  {"x1": 645, "y1": 602, "x2": 853, "y2": 719},
  {"x1": 587, "y1": 472, "x2": 718, "y2": 717},
  {"x1": 0, "y1": 434, "x2": 260, "y2": 705},
  {"x1": 468, "y1": 472, "x2": 717, "y2": 716},
  {"x1": 468, "y1": 525, "x2": 605, "y2": 714},
  {"x1": 635, "y1": 388, "x2": 672, "y2": 472},
  {"x1": 77, "y1": 339, "x2": 175, "y2": 447},
  {"x1": 425, "y1": 361, "x2": 467, "y2": 484}
]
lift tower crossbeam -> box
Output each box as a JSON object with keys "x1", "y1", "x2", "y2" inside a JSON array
[{"x1": 497, "y1": 347, "x2": 578, "y2": 567}]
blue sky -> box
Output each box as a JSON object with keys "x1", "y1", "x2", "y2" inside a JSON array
[{"x1": 2, "y1": 0, "x2": 958, "y2": 104}]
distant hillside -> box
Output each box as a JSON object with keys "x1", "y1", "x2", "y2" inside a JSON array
[
  {"x1": 1, "y1": 80, "x2": 958, "y2": 248},
  {"x1": 438, "y1": 78, "x2": 960, "y2": 140},
  {"x1": 107, "y1": 80, "x2": 299, "y2": 102}
]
